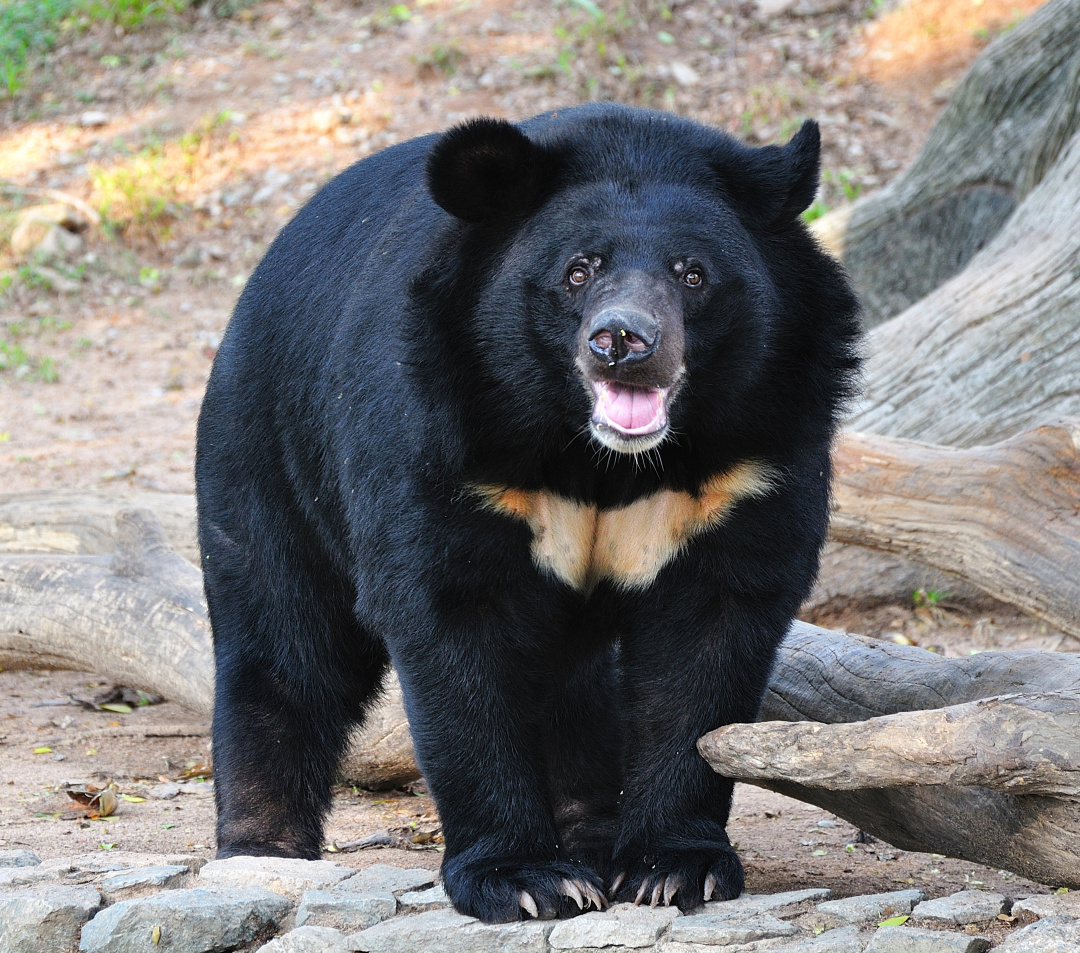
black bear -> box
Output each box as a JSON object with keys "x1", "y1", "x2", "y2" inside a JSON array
[{"x1": 195, "y1": 103, "x2": 860, "y2": 923}]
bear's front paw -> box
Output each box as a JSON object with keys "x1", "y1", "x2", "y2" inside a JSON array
[
  {"x1": 442, "y1": 855, "x2": 608, "y2": 923},
  {"x1": 611, "y1": 839, "x2": 744, "y2": 912}
]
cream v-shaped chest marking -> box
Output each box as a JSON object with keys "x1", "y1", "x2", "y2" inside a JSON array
[{"x1": 474, "y1": 461, "x2": 776, "y2": 593}]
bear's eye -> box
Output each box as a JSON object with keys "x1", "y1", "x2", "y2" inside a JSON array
[
  {"x1": 683, "y1": 269, "x2": 704, "y2": 288},
  {"x1": 568, "y1": 264, "x2": 591, "y2": 287}
]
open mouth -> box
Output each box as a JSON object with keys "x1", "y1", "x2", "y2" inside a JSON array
[{"x1": 589, "y1": 380, "x2": 670, "y2": 452}]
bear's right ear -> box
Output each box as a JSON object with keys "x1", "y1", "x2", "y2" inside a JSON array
[{"x1": 426, "y1": 118, "x2": 554, "y2": 223}]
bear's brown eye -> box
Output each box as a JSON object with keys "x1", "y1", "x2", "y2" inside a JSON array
[
  {"x1": 568, "y1": 265, "x2": 591, "y2": 287},
  {"x1": 683, "y1": 269, "x2": 703, "y2": 288}
]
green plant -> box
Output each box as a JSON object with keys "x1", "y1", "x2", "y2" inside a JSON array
[
  {"x1": 912, "y1": 588, "x2": 949, "y2": 608},
  {"x1": 414, "y1": 42, "x2": 466, "y2": 77},
  {"x1": 90, "y1": 146, "x2": 185, "y2": 231},
  {"x1": 801, "y1": 199, "x2": 828, "y2": 223}
]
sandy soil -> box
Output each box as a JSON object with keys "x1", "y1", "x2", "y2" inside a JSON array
[{"x1": 0, "y1": 0, "x2": 1062, "y2": 928}]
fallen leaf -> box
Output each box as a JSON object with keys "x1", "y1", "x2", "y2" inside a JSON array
[
  {"x1": 879, "y1": 915, "x2": 909, "y2": 926},
  {"x1": 33, "y1": 746, "x2": 53, "y2": 754}
]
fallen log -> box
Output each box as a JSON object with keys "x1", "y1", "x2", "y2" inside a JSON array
[
  {"x1": 0, "y1": 507, "x2": 418, "y2": 790},
  {"x1": 831, "y1": 420, "x2": 1080, "y2": 640},
  {"x1": 706, "y1": 622, "x2": 1080, "y2": 888}
]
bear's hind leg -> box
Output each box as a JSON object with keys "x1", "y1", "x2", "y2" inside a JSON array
[{"x1": 204, "y1": 519, "x2": 388, "y2": 860}]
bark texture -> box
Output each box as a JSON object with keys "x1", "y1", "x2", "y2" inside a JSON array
[
  {"x1": 0, "y1": 506, "x2": 419, "y2": 789},
  {"x1": 815, "y1": 0, "x2": 1080, "y2": 327},
  {"x1": 847, "y1": 126, "x2": 1080, "y2": 446},
  {"x1": 713, "y1": 622, "x2": 1080, "y2": 889},
  {"x1": 830, "y1": 420, "x2": 1080, "y2": 639}
]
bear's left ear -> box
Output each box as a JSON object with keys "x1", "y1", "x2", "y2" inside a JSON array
[
  {"x1": 426, "y1": 118, "x2": 555, "y2": 223},
  {"x1": 719, "y1": 119, "x2": 821, "y2": 225}
]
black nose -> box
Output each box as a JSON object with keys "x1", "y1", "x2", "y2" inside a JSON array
[{"x1": 587, "y1": 309, "x2": 659, "y2": 366}]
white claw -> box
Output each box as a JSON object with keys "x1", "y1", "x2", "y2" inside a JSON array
[
  {"x1": 609, "y1": 871, "x2": 627, "y2": 899},
  {"x1": 663, "y1": 877, "x2": 679, "y2": 906},
  {"x1": 519, "y1": 890, "x2": 539, "y2": 919},
  {"x1": 635, "y1": 879, "x2": 651, "y2": 905},
  {"x1": 561, "y1": 878, "x2": 584, "y2": 910},
  {"x1": 650, "y1": 880, "x2": 663, "y2": 907},
  {"x1": 704, "y1": 872, "x2": 718, "y2": 902},
  {"x1": 585, "y1": 883, "x2": 608, "y2": 910}
]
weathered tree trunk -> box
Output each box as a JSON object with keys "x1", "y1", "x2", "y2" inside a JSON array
[
  {"x1": 830, "y1": 420, "x2": 1080, "y2": 639},
  {"x1": 847, "y1": 125, "x2": 1080, "y2": 447},
  {"x1": 0, "y1": 507, "x2": 419, "y2": 790},
  {"x1": 700, "y1": 622, "x2": 1080, "y2": 889},
  {"x1": 815, "y1": 0, "x2": 1080, "y2": 327}
]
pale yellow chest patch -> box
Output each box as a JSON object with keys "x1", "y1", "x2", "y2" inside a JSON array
[{"x1": 474, "y1": 461, "x2": 776, "y2": 593}]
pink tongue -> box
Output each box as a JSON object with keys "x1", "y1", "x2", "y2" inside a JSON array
[{"x1": 599, "y1": 383, "x2": 663, "y2": 433}]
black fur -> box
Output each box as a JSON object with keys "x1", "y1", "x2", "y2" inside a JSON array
[{"x1": 195, "y1": 103, "x2": 861, "y2": 922}]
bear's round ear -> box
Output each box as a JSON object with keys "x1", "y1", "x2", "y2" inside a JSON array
[
  {"x1": 717, "y1": 119, "x2": 822, "y2": 225},
  {"x1": 426, "y1": 118, "x2": 554, "y2": 223}
]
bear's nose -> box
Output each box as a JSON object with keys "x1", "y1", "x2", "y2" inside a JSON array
[{"x1": 587, "y1": 310, "x2": 659, "y2": 367}]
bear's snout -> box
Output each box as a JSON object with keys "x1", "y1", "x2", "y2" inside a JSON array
[{"x1": 587, "y1": 309, "x2": 660, "y2": 367}]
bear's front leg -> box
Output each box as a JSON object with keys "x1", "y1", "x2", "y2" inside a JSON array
[
  {"x1": 391, "y1": 619, "x2": 609, "y2": 923},
  {"x1": 610, "y1": 591, "x2": 790, "y2": 911}
]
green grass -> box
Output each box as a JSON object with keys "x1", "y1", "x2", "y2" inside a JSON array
[{"x1": 0, "y1": 0, "x2": 251, "y2": 96}]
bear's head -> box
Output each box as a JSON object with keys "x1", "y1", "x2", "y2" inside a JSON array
[{"x1": 422, "y1": 105, "x2": 857, "y2": 477}]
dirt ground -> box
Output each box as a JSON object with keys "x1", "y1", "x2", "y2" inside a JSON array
[{"x1": 0, "y1": 0, "x2": 1064, "y2": 928}]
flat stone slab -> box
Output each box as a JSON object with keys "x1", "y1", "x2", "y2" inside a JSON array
[
  {"x1": 864, "y1": 925, "x2": 991, "y2": 953},
  {"x1": 337, "y1": 864, "x2": 437, "y2": 897},
  {"x1": 669, "y1": 911, "x2": 797, "y2": 945},
  {"x1": 198, "y1": 856, "x2": 354, "y2": 899},
  {"x1": 818, "y1": 890, "x2": 927, "y2": 923},
  {"x1": 1012, "y1": 892, "x2": 1080, "y2": 919},
  {"x1": 0, "y1": 849, "x2": 41, "y2": 867},
  {"x1": 398, "y1": 883, "x2": 450, "y2": 913},
  {"x1": 549, "y1": 903, "x2": 681, "y2": 949},
  {"x1": 910, "y1": 891, "x2": 1006, "y2": 926},
  {"x1": 995, "y1": 916, "x2": 1080, "y2": 952},
  {"x1": 348, "y1": 907, "x2": 554, "y2": 953},
  {"x1": 99, "y1": 864, "x2": 190, "y2": 901},
  {"x1": 296, "y1": 888, "x2": 397, "y2": 932},
  {"x1": 705, "y1": 888, "x2": 832, "y2": 919},
  {"x1": 771, "y1": 923, "x2": 869, "y2": 952},
  {"x1": 257, "y1": 925, "x2": 350, "y2": 951},
  {"x1": 79, "y1": 885, "x2": 292, "y2": 953},
  {"x1": 0, "y1": 866, "x2": 60, "y2": 888},
  {"x1": 43, "y1": 852, "x2": 206, "y2": 879},
  {"x1": 0, "y1": 885, "x2": 101, "y2": 953}
]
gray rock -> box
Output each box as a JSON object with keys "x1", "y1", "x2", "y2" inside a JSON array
[
  {"x1": 348, "y1": 907, "x2": 553, "y2": 953},
  {"x1": 337, "y1": 864, "x2": 436, "y2": 897},
  {"x1": 864, "y1": 925, "x2": 990, "y2": 953},
  {"x1": 670, "y1": 911, "x2": 797, "y2": 945},
  {"x1": 995, "y1": 916, "x2": 1080, "y2": 952},
  {"x1": 910, "y1": 891, "x2": 1006, "y2": 926},
  {"x1": 296, "y1": 888, "x2": 396, "y2": 932},
  {"x1": 80, "y1": 111, "x2": 109, "y2": 127},
  {"x1": 398, "y1": 883, "x2": 449, "y2": 913},
  {"x1": 1012, "y1": 892, "x2": 1080, "y2": 919},
  {"x1": 0, "y1": 866, "x2": 59, "y2": 888},
  {"x1": 198, "y1": 856, "x2": 354, "y2": 899},
  {"x1": 549, "y1": 903, "x2": 680, "y2": 949},
  {"x1": 79, "y1": 885, "x2": 291, "y2": 953},
  {"x1": 257, "y1": 925, "x2": 350, "y2": 952},
  {"x1": 818, "y1": 890, "x2": 927, "y2": 923},
  {"x1": 99, "y1": 865, "x2": 190, "y2": 901},
  {"x1": 0, "y1": 849, "x2": 41, "y2": 868},
  {"x1": 0, "y1": 885, "x2": 100, "y2": 953},
  {"x1": 771, "y1": 924, "x2": 869, "y2": 952},
  {"x1": 707, "y1": 889, "x2": 832, "y2": 919},
  {"x1": 43, "y1": 852, "x2": 206, "y2": 879}
]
